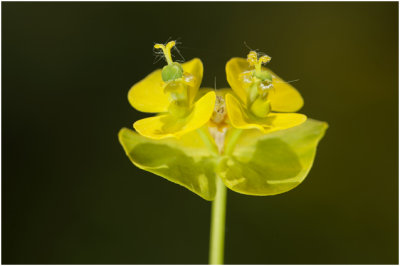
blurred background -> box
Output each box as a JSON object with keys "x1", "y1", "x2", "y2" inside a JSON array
[{"x1": 2, "y1": 2, "x2": 398, "y2": 264}]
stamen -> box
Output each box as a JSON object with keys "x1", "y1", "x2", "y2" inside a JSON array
[
  {"x1": 247, "y1": 51, "x2": 258, "y2": 67},
  {"x1": 154, "y1": 41, "x2": 176, "y2": 65},
  {"x1": 211, "y1": 95, "x2": 227, "y2": 124},
  {"x1": 246, "y1": 51, "x2": 272, "y2": 72},
  {"x1": 256, "y1": 55, "x2": 271, "y2": 72}
]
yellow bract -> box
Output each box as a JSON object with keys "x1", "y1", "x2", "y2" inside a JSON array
[
  {"x1": 226, "y1": 57, "x2": 304, "y2": 112},
  {"x1": 225, "y1": 52, "x2": 306, "y2": 133},
  {"x1": 127, "y1": 41, "x2": 213, "y2": 140},
  {"x1": 120, "y1": 43, "x2": 328, "y2": 201},
  {"x1": 128, "y1": 58, "x2": 203, "y2": 113},
  {"x1": 225, "y1": 93, "x2": 306, "y2": 133},
  {"x1": 134, "y1": 91, "x2": 216, "y2": 139}
]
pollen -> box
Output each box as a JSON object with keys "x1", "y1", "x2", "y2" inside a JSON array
[{"x1": 247, "y1": 51, "x2": 271, "y2": 73}]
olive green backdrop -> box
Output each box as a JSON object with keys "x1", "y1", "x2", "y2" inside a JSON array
[{"x1": 2, "y1": 2, "x2": 398, "y2": 264}]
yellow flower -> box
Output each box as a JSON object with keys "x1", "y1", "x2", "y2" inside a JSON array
[
  {"x1": 225, "y1": 51, "x2": 306, "y2": 133},
  {"x1": 128, "y1": 41, "x2": 216, "y2": 139},
  {"x1": 119, "y1": 43, "x2": 328, "y2": 200}
]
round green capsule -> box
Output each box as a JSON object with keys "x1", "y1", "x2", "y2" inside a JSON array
[{"x1": 161, "y1": 62, "x2": 184, "y2": 82}]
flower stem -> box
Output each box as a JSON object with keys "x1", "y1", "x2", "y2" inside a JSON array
[
  {"x1": 204, "y1": 127, "x2": 242, "y2": 264},
  {"x1": 209, "y1": 176, "x2": 227, "y2": 265}
]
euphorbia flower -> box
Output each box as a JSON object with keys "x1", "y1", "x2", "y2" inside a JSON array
[
  {"x1": 119, "y1": 42, "x2": 328, "y2": 265},
  {"x1": 225, "y1": 51, "x2": 306, "y2": 133},
  {"x1": 128, "y1": 41, "x2": 216, "y2": 139},
  {"x1": 120, "y1": 43, "x2": 328, "y2": 199}
]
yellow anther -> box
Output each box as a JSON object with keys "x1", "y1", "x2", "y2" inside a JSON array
[
  {"x1": 246, "y1": 51, "x2": 271, "y2": 72},
  {"x1": 154, "y1": 41, "x2": 176, "y2": 65},
  {"x1": 247, "y1": 51, "x2": 258, "y2": 66},
  {"x1": 259, "y1": 55, "x2": 271, "y2": 64},
  {"x1": 255, "y1": 55, "x2": 271, "y2": 72}
]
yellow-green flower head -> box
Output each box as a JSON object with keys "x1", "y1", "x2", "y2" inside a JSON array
[
  {"x1": 119, "y1": 43, "x2": 328, "y2": 201},
  {"x1": 128, "y1": 41, "x2": 216, "y2": 139},
  {"x1": 225, "y1": 50, "x2": 306, "y2": 133}
]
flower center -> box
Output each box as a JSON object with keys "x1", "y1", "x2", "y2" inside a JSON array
[
  {"x1": 208, "y1": 94, "x2": 229, "y2": 153},
  {"x1": 211, "y1": 95, "x2": 227, "y2": 124},
  {"x1": 246, "y1": 51, "x2": 275, "y2": 118}
]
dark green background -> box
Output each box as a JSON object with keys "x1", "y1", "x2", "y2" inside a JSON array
[{"x1": 2, "y1": 2, "x2": 398, "y2": 264}]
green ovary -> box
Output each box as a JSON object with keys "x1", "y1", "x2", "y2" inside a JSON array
[
  {"x1": 247, "y1": 78, "x2": 272, "y2": 118},
  {"x1": 250, "y1": 97, "x2": 271, "y2": 118},
  {"x1": 161, "y1": 62, "x2": 184, "y2": 82}
]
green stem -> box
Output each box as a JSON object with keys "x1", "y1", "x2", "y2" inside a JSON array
[
  {"x1": 209, "y1": 177, "x2": 227, "y2": 265},
  {"x1": 198, "y1": 126, "x2": 242, "y2": 264},
  {"x1": 196, "y1": 127, "x2": 227, "y2": 264},
  {"x1": 208, "y1": 128, "x2": 243, "y2": 265}
]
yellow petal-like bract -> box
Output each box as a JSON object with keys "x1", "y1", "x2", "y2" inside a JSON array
[
  {"x1": 134, "y1": 91, "x2": 216, "y2": 139},
  {"x1": 226, "y1": 93, "x2": 306, "y2": 133},
  {"x1": 128, "y1": 58, "x2": 203, "y2": 113},
  {"x1": 182, "y1": 58, "x2": 203, "y2": 103},
  {"x1": 226, "y1": 57, "x2": 304, "y2": 112},
  {"x1": 119, "y1": 43, "x2": 328, "y2": 200}
]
